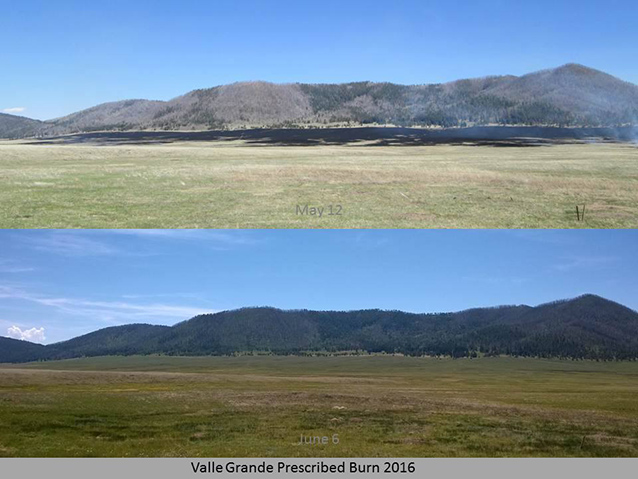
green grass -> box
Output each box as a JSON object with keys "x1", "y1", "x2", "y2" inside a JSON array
[
  {"x1": 0, "y1": 142, "x2": 637, "y2": 228},
  {"x1": 1, "y1": 356, "x2": 637, "y2": 457}
]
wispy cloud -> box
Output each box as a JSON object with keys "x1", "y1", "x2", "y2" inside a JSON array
[
  {"x1": 552, "y1": 255, "x2": 619, "y2": 272},
  {"x1": 25, "y1": 232, "x2": 119, "y2": 257},
  {"x1": 341, "y1": 231, "x2": 390, "y2": 250},
  {"x1": 15, "y1": 230, "x2": 259, "y2": 258},
  {"x1": 0, "y1": 285, "x2": 213, "y2": 326},
  {"x1": 6, "y1": 325, "x2": 45, "y2": 343},
  {"x1": 42, "y1": 298, "x2": 211, "y2": 321},
  {"x1": 461, "y1": 274, "x2": 528, "y2": 285},
  {"x1": 504, "y1": 230, "x2": 575, "y2": 245},
  {"x1": 0, "y1": 259, "x2": 35, "y2": 274},
  {"x1": 109, "y1": 230, "x2": 208, "y2": 239},
  {"x1": 107, "y1": 229, "x2": 259, "y2": 247},
  {"x1": 2, "y1": 107, "x2": 26, "y2": 114},
  {"x1": 120, "y1": 292, "x2": 218, "y2": 305}
]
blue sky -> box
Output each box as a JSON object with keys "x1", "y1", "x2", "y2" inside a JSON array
[
  {"x1": 1, "y1": 0, "x2": 637, "y2": 120},
  {"x1": 0, "y1": 229, "x2": 636, "y2": 344}
]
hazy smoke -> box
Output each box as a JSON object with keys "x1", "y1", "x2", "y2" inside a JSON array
[{"x1": 7, "y1": 325, "x2": 45, "y2": 343}]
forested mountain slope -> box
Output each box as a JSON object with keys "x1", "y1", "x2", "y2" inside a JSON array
[{"x1": 1, "y1": 295, "x2": 637, "y2": 362}]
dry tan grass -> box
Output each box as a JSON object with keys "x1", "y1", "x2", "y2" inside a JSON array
[{"x1": 0, "y1": 142, "x2": 636, "y2": 227}]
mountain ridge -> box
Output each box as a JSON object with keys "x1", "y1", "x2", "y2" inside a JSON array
[
  {"x1": 2, "y1": 294, "x2": 637, "y2": 363},
  {"x1": 2, "y1": 64, "x2": 638, "y2": 138}
]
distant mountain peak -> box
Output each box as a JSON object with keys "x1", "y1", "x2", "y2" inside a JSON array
[
  {"x1": 574, "y1": 293, "x2": 607, "y2": 299},
  {"x1": 554, "y1": 63, "x2": 601, "y2": 74},
  {"x1": 561, "y1": 293, "x2": 604, "y2": 302},
  {"x1": 568, "y1": 293, "x2": 636, "y2": 310}
]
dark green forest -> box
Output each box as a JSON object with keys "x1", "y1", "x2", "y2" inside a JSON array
[{"x1": 2, "y1": 295, "x2": 637, "y2": 363}]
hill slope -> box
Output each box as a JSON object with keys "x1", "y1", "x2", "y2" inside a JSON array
[
  {"x1": 45, "y1": 323, "x2": 171, "y2": 359},
  {"x1": 2, "y1": 64, "x2": 637, "y2": 138},
  {"x1": 0, "y1": 336, "x2": 48, "y2": 363},
  {"x1": 0, "y1": 113, "x2": 43, "y2": 138},
  {"x1": 44, "y1": 99, "x2": 165, "y2": 135},
  {"x1": 1, "y1": 295, "x2": 637, "y2": 363}
]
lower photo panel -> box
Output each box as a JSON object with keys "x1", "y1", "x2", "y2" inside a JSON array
[{"x1": 0, "y1": 229, "x2": 637, "y2": 468}]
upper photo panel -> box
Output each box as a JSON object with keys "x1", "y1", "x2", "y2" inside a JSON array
[{"x1": 1, "y1": 0, "x2": 636, "y2": 229}]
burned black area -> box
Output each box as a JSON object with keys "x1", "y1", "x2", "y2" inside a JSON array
[{"x1": 21, "y1": 126, "x2": 638, "y2": 147}]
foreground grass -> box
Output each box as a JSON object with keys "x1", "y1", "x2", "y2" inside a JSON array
[
  {"x1": 1, "y1": 356, "x2": 637, "y2": 457},
  {"x1": 0, "y1": 142, "x2": 636, "y2": 228}
]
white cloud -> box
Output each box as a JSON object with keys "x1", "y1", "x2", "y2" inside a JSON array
[
  {"x1": 7, "y1": 325, "x2": 45, "y2": 343},
  {"x1": 1, "y1": 107, "x2": 26, "y2": 114}
]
